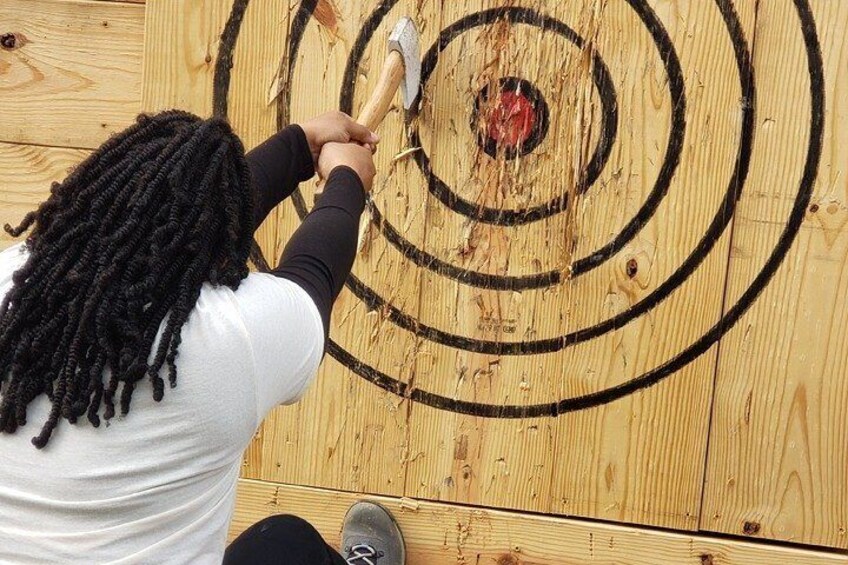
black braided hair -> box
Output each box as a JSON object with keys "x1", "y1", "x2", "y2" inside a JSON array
[{"x1": 0, "y1": 110, "x2": 254, "y2": 448}]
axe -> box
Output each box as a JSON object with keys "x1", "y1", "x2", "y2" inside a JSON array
[
  {"x1": 356, "y1": 17, "x2": 421, "y2": 132},
  {"x1": 315, "y1": 17, "x2": 421, "y2": 198}
]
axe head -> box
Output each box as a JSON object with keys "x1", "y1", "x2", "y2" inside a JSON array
[{"x1": 387, "y1": 17, "x2": 420, "y2": 110}]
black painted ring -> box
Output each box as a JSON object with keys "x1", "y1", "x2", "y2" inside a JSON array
[
  {"x1": 214, "y1": 0, "x2": 823, "y2": 417},
  {"x1": 338, "y1": 3, "x2": 682, "y2": 291},
  {"x1": 406, "y1": 8, "x2": 617, "y2": 226}
]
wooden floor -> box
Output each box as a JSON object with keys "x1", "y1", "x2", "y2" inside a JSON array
[{"x1": 1, "y1": 0, "x2": 847, "y2": 562}]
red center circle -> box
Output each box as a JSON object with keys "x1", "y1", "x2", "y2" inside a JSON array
[{"x1": 487, "y1": 91, "x2": 537, "y2": 148}]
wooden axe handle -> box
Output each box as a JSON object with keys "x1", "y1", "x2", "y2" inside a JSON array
[
  {"x1": 356, "y1": 49, "x2": 405, "y2": 131},
  {"x1": 314, "y1": 50, "x2": 405, "y2": 198}
]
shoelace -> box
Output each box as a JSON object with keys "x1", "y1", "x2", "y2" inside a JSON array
[{"x1": 345, "y1": 543, "x2": 384, "y2": 565}]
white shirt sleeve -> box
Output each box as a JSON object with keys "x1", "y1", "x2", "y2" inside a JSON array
[{"x1": 231, "y1": 272, "x2": 325, "y2": 422}]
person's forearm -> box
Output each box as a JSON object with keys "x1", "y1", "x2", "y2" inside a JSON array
[
  {"x1": 246, "y1": 124, "x2": 315, "y2": 229},
  {"x1": 271, "y1": 166, "x2": 365, "y2": 335}
]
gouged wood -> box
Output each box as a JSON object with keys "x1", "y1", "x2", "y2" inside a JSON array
[
  {"x1": 0, "y1": 142, "x2": 89, "y2": 250},
  {"x1": 0, "y1": 0, "x2": 144, "y2": 149},
  {"x1": 403, "y1": 0, "x2": 735, "y2": 530},
  {"x1": 230, "y1": 479, "x2": 848, "y2": 565},
  {"x1": 703, "y1": 0, "x2": 848, "y2": 549}
]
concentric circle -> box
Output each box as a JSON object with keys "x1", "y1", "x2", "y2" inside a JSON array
[
  {"x1": 338, "y1": 4, "x2": 682, "y2": 292},
  {"x1": 213, "y1": 0, "x2": 824, "y2": 417},
  {"x1": 408, "y1": 8, "x2": 617, "y2": 226},
  {"x1": 329, "y1": 0, "x2": 692, "y2": 353}
]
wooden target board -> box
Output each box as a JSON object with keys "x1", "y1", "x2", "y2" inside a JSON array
[{"x1": 142, "y1": 0, "x2": 847, "y2": 547}]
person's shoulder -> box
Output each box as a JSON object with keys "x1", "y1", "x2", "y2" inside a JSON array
[
  {"x1": 228, "y1": 272, "x2": 323, "y2": 329},
  {"x1": 0, "y1": 242, "x2": 27, "y2": 261},
  {"x1": 233, "y1": 271, "x2": 312, "y2": 297},
  {"x1": 0, "y1": 243, "x2": 28, "y2": 278}
]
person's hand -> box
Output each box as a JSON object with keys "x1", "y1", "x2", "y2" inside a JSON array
[
  {"x1": 299, "y1": 111, "x2": 379, "y2": 166},
  {"x1": 318, "y1": 142, "x2": 376, "y2": 193}
]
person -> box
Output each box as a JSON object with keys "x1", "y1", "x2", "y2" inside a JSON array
[{"x1": 0, "y1": 110, "x2": 405, "y2": 564}]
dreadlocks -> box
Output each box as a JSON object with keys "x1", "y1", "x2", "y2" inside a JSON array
[{"x1": 0, "y1": 110, "x2": 254, "y2": 448}]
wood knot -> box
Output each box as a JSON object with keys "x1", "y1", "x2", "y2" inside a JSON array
[
  {"x1": 497, "y1": 555, "x2": 521, "y2": 565},
  {"x1": 1, "y1": 32, "x2": 19, "y2": 49},
  {"x1": 700, "y1": 554, "x2": 715, "y2": 565},
  {"x1": 742, "y1": 520, "x2": 761, "y2": 535},
  {"x1": 809, "y1": 203, "x2": 819, "y2": 213},
  {"x1": 625, "y1": 258, "x2": 639, "y2": 278}
]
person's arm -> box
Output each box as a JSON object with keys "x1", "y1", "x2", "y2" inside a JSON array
[
  {"x1": 246, "y1": 125, "x2": 314, "y2": 229},
  {"x1": 232, "y1": 168, "x2": 364, "y2": 415},
  {"x1": 246, "y1": 112, "x2": 379, "y2": 230},
  {"x1": 247, "y1": 121, "x2": 375, "y2": 337},
  {"x1": 236, "y1": 134, "x2": 373, "y2": 413},
  {"x1": 269, "y1": 166, "x2": 365, "y2": 335}
]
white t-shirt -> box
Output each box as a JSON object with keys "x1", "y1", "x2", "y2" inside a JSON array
[{"x1": 0, "y1": 243, "x2": 325, "y2": 564}]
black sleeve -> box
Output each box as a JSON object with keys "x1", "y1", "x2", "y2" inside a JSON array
[
  {"x1": 269, "y1": 166, "x2": 365, "y2": 336},
  {"x1": 245, "y1": 124, "x2": 365, "y2": 335},
  {"x1": 246, "y1": 124, "x2": 315, "y2": 229}
]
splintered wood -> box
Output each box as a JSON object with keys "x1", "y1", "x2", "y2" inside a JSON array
[{"x1": 134, "y1": 0, "x2": 846, "y2": 554}]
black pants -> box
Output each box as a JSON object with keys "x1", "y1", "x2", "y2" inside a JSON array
[{"x1": 224, "y1": 514, "x2": 346, "y2": 565}]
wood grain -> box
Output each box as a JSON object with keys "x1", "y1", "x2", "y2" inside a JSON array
[
  {"x1": 252, "y1": 0, "x2": 418, "y2": 496},
  {"x1": 703, "y1": 0, "x2": 848, "y2": 549},
  {"x1": 231, "y1": 479, "x2": 848, "y2": 565},
  {"x1": 0, "y1": 0, "x2": 144, "y2": 149},
  {"x1": 0, "y1": 142, "x2": 89, "y2": 251},
  {"x1": 141, "y1": 0, "x2": 231, "y2": 117}
]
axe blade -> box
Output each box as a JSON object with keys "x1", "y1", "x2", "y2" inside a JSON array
[{"x1": 387, "y1": 17, "x2": 420, "y2": 110}]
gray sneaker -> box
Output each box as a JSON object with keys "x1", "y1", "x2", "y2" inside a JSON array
[{"x1": 341, "y1": 501, "x2": 406, "y2": 565}]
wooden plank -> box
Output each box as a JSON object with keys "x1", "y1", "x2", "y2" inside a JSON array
[
  {"x1": 703, "y1": 0, "x2": 848, "y2": 549},
  {"x1": 140, "y1": 0, "x2": 232, "y2": 117},
  {"x1": 142, "y1": 0, "x2": 290, "y2": 478},
  {"x1": 402, "y1": 0, "x2": 581, "y2": 518},
  {"x1": 0, "y1": 142, "x2": 89, "y2": 251},
  {"x1": 230, "y1": 479, "x2": 848, "y2": 565},
  {"x1": 0, "y1": 0, "x2": 144, "y2": 149}
]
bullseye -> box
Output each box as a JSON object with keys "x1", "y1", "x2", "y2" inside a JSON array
[
  {"x1": 472, "y1": 77, "x2": 550, "y2": 160},
  {"x1": 489, "y1": 92, "x2": 533, "y2": 145}
]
